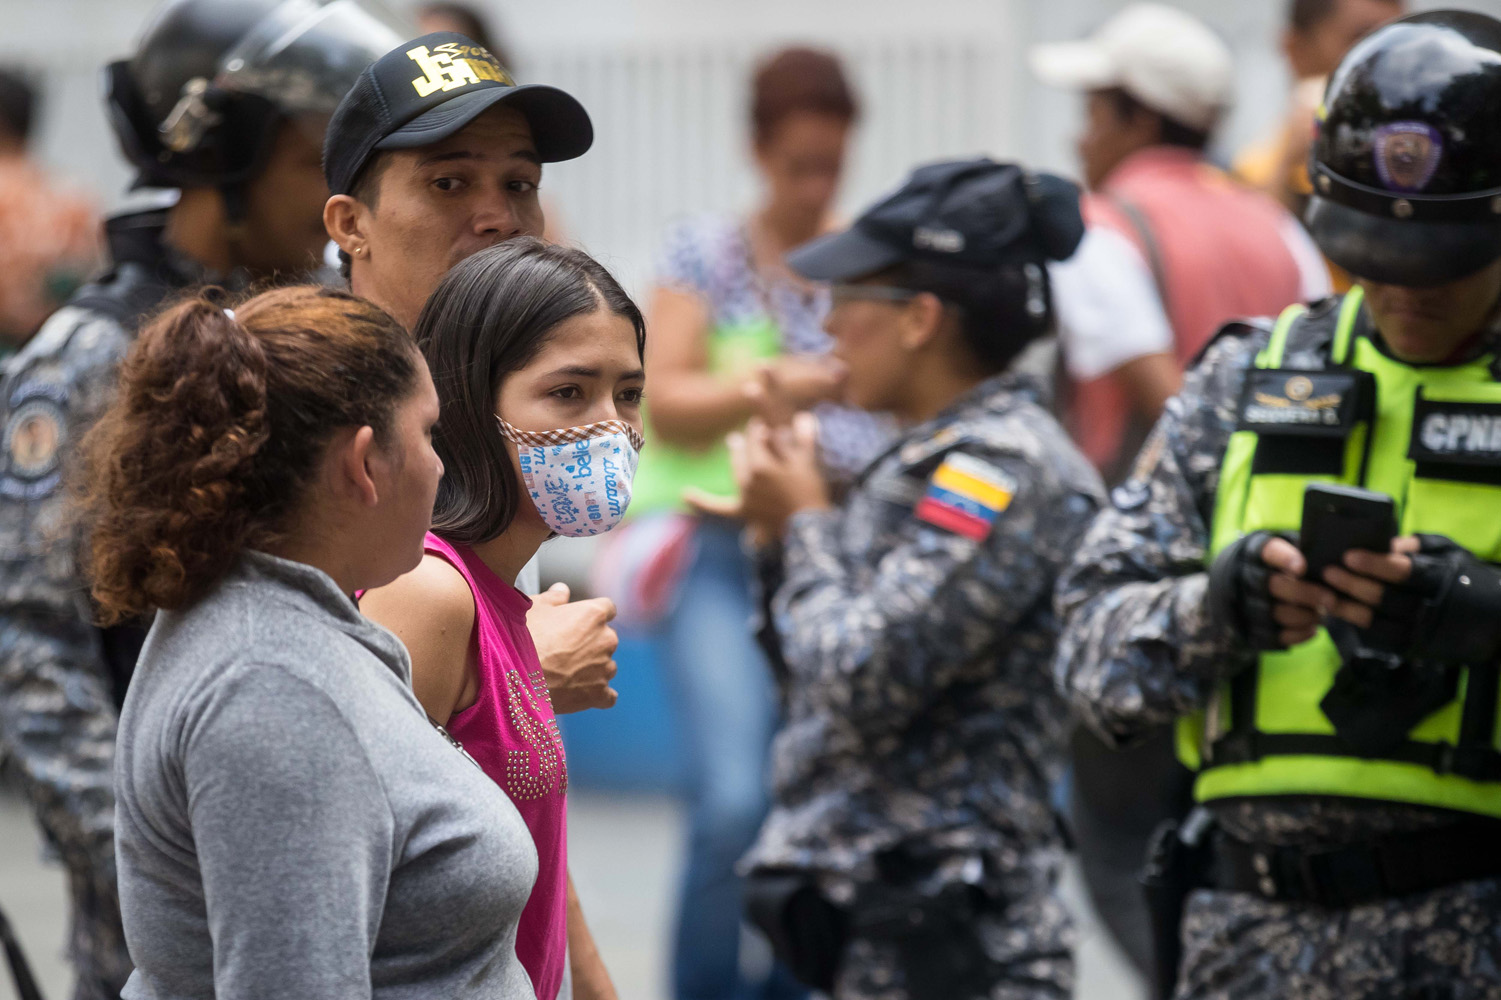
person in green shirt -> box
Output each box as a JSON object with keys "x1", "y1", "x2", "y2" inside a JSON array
[{"x1": 633, "y1": 47, "x2": 888, "y2": 1000}]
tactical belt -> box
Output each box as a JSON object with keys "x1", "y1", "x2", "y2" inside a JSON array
[{"x1": 1205, "y1": 818, "x2": 1501, "y2": 909}]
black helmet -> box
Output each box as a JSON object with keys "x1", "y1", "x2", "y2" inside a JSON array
[
  {"x1": 105, "y1": 0, "x2": 404, "y2": 192},
  {"x1": 1307, "y1": 10, "x2": 1501, "y2": 287}
]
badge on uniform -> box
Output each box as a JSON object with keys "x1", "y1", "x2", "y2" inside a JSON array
[
  {"x1": 1, "y1": 381, "x2": 68, "y2": 501},
  {"x1": 914, "y1": 452, "x2": 1015, "y2": 541},
  {"x1": 1374, "y1": 121, "x2": 1443, "y2": 193},
  {"x1": 1238, "y1": 368, "x2": 1370, "y2": 438}
]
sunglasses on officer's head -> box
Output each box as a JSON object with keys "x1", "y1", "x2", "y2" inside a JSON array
[{"x1": 828, "y1": 284, "x2": 925, "y2": 308}]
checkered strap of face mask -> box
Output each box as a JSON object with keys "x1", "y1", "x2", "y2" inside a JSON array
[{"x1": 496, "y1": 417, "x2": 645, "y2": 453}]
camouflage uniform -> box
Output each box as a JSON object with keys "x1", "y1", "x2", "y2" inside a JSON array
[
  {"x1": 1055, "y1": 317, "x2": 1501, "y2": 1000},
  {"x1": 745, "y1": 371, "x2": 1105, "y2": 1000},
  {"x1": 0, "y1": 205, "x2": 210, "y2": 1000}
]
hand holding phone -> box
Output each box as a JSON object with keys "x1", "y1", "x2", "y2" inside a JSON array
[{"x1": 1299, "y1": 484, "x2": 1397, "y2": 583}]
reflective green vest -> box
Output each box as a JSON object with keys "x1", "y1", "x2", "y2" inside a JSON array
[{"x1": 1180, "y1": 287, "x2": 1501, "y2": 818}]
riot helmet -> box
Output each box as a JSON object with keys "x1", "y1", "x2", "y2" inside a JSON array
[
  {"x1": 1306, "y1": 10, "x2": 1501, "y2": 287},
  {"x1": 105, "y1": 0, "x2": 404, "y2": 203}
]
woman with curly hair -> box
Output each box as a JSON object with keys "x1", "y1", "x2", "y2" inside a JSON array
[{"x1": 80, "y1": 285, "x2": 539, "y2": 999}]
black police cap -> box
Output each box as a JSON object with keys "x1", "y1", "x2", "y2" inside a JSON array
[
  {"x1": 1308, "y1": 10, "x2": 1501, "y2": 286},
  {"x1": 787, "y1": 158, "x2": 1084, "y2": 286},
  {"x1": 324, "y1": 32, "x2": 592, "y2": 196}
]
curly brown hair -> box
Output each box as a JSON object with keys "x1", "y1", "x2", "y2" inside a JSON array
[{"x1": 76, "y1": 285, "x2": 419, "y2": 623}]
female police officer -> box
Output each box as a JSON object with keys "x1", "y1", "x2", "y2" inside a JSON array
[{"x1": 710, "y1": 159, "x2": 1104, "y2": 1000}]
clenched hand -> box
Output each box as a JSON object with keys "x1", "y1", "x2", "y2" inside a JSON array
[{"x1": 527, "y1": 583, "x2": 620, "y2": 713}]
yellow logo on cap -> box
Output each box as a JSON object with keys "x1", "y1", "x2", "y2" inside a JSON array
[{"x1": 407, "y1": 42, "x2": 513, "y2": 98}]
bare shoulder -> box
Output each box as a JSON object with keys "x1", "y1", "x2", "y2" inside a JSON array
[
  {"x1": 364, "y1": 553, "x2": 475, "y2": 623},
  {"x1": 360, "y1": 555, "x2": 478, "y2": 718}
]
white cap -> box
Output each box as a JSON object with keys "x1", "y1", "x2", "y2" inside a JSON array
[{"x1": 1029, "y1": 3, "x2": 1234, "y2": 132}]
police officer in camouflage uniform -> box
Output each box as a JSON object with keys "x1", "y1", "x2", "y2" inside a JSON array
[
  {"x1": 0, "y1": 3, "x2": 398, "y2": 995},
  {"x1": 1056, "y1": 11, "x2": 1501, "y2": 999},
  {"x1": 723, "y1": 159, "x2": 1103, "y2": 1000}
]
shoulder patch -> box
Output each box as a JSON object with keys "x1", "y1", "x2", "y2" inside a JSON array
[
  {"x1": 1, "y1": 381, "x2": 68, "y2": 500},
  {"x1": 914, "y1": 452, "x2": 1016, "y2": 541}
]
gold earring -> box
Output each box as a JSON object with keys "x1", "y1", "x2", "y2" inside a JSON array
[{"x1": 353, "y1": 246, "x2": 365, "y2": 256}]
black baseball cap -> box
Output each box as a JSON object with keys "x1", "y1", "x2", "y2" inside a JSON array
[
  {"x1": 323, "y1": 32, "x2": 593, "y2": 196},
  {"x1": 788, "y1": 158, "x2": 1084, "y2": 284}
]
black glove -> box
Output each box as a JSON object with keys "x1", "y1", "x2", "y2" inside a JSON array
[
  {"x1": 1207, "y1": 530, "x2": 1289, "y2": 652},
  {"x1": 1365, "y1": 534, "x2": 1501, "y2": 668},
  {"x1": 1319, "y1": 535, "x2": 1498, "y2": 755}
]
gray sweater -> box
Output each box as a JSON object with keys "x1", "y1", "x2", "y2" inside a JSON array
[{"x1": 115, "y1": 551, "x2": 537, "y2": 999}]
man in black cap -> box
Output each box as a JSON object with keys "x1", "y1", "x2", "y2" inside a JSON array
[
  {"x1": 322, "y1": 32, "x2": 591, "y2": 333},
  {"x1": 319, "y1": 32, "x2": 620, "y2": 999},
  {"x1": 321, "y1": 32, "x2": 622, "y2": 722},
  {"x1": 1057, "y1": 10, "x2": 1501, "y2": 998},
  {"x1": 717, "y1": 158, "x2": 1103, "y2": 1000},
  {"x1": 0, "y1": 2, "x2": 400, "y2": 995}
]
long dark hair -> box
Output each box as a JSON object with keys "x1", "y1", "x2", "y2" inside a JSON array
[
  {"x1": 77, "y1": 287, "x2": 418, "y2": 622},
  {"x1": 414, "y1": 237, "x2": 645, "y2": 545}
]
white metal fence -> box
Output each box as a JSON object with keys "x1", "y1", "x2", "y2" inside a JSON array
[
  {"x1": 7, "y1": 0, "x2": 1501, "y2": 296},
  {"x1": 528, "y1": 34, "x2": 1011, "y2": 294}
]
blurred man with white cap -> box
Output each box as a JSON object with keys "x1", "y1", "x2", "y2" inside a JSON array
[
  {"x1": 1033, "y1": 2, "x2": 1331, "y2": 484},
  {"x1": 1031, "y1": 6, "x2": 1330, "y2": 992},
  {"x1": 1033, "y1": 2, "x2": 1232, "y2": 190}
]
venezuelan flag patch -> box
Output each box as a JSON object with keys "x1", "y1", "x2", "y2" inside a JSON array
[{"x1": 913, "y1": 453, "x2": 1016, "y2": 541}]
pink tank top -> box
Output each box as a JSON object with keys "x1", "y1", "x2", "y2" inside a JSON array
[{"x1": 424, "y1": 532, "x2": 569, "y2": 1000}]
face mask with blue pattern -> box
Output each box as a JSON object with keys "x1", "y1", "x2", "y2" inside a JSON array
[{"x1": 497, "y1": 417, "x2": 643, "y2": 537}]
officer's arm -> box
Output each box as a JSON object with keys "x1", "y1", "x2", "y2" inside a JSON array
[
  {"x1": 1053, "y1": 333, "x2": 1259, "y2": 747},
  {"x1": 0, "y1": 317, "x2": 124, "y2": 920},
  {"x1": 772, "y1": 447, "x2": 1099, "y2": 730}
]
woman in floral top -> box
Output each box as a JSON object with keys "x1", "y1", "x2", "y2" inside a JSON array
[{"x1": 631, "y1": 47, "x2": 890, "y2": 1000}]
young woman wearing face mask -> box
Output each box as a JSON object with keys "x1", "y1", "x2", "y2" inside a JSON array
[
  {"x1": 360, "y1": 238, "x2": 644, "y2": 1000},
  {"x1": 82, "y1": 287, "x2": 539, "y2": 999}
]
